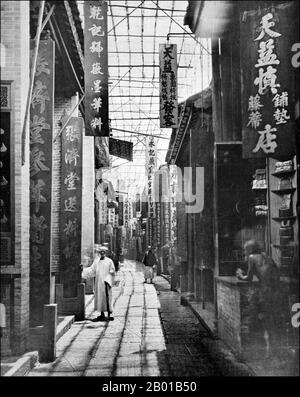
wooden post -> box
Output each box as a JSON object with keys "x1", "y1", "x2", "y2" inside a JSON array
[
  {"x1": 55, "y1": 284, "x2": 64, "y2": 315},
  {"x1": 76, "y1": 283, "x2": 85, "y2": 321},
  {"x1": 40, "y1": 304, "x2": 57, "y2": 363}
]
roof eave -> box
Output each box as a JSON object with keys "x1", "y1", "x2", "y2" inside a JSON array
[{"x1": 184, "y1": 0, "x2": 237, "y2": 38}]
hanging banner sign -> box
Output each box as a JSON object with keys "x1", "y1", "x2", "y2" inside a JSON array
[
  {"x1": 170, "y1": 165, "x2": 177, "y2": 247},
  {"x1": 113, "y1": 213, "x2": 119, "y2": 228},
  {"x1": 99, "y1": 199, "x2": 108, "y2": 224},
  {"x1": 118, "y1": 196, "x2": 124, "y2": 226},
  {"x1": 145, "y1": 136, "x2": 157, "y2": 219},
  {"x1": 108, "y1": 207, "x2": 115, "y2": 224},
  {"x1": 162, "y1": 202, "x2": 171, "y2": 246},
  {"x1": 61, "y1": 117, "x2": 83, "y2": 297},
  {"x1": 240, "y1": 3, "x2": 297, "y2": 158},
  {"x1": 29, "y1": 39, "x2": 55, "y2": 325},
  {"x1": 155, "y1": 202, "x2": 161, "y2": 248},
  {"x1": 109, "y1": 137, "x2": 133, "y2": 161},
  {"x1": 124, "y1": 198, "x2": 129, "y2": 228},
  {"x1": 159, "y1": 43, "x2": 178, "y2": 128},
  {"x1": 84, "y1": 1, "x2": 109, "y2": 136},
  {"x1": 136, "y1": 193, "x2": 141, "y2": 213}
]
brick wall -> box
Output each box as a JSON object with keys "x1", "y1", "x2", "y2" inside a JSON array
[
  {"x1": 216, "y1": 277, "x2": 297, "y2": 364},
  {"x1": 216, "y1": 278, "x2": 242, "y2": 355},
  {"x1": 0, "y1": 1, "x2": 30, "y2": 354}
]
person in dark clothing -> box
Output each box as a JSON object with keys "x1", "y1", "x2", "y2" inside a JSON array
[
  {"x1": 236, "y1": 239, "x2": 281, "y2": 358},
  {"x1": 142, "y1": 246, "x2": 157, "y2": 283}
]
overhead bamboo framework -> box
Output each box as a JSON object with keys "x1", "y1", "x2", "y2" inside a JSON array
[{"x1": 76, "y1": 0, "x2": 212, "y2": 191}]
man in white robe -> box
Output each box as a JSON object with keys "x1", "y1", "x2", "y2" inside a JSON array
[{"x1": 82, "y1": 246, "x2": 116, "y2": 322}]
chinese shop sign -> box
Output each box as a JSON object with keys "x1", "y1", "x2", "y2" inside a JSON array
[
  {"x1": 109, "y1": 137, "x2": 133, "y2": 161},
  {"x1": 136, "y1": 193, "x2": 141, "y2": 213},
  {"x1": 29, "y1": 39, "x2": 54, "y2": 325},
  {"x1": 170, "y1": 165, "x2": 177, "y2": 247},
  {"x1": 124, "y1": 198, "x2": 129, "y2": 229},
  {"x1": 162, "y1": 202, "x2": 171, "y2": 246},
  {"x1": 108, "y1": 207, "x2": 115, "y2": 224},
  {"x1": 159, "y1": 43, "x2": 178, "y2": 128},
  {"x1": 240, "y1": 3, "x2": 297, "y2": 158},
  {"x1": 155, "y1": 202, "x2": 161, "y2": 248},
  {"x1": 118, "y1": 195, "x2": 124, "y2": 226},
  {"x1": 145, "y1": 136, "x2": 157, "y2": 219},
  {"x1": 61, "y1": 117, "x2": 83, "y2": 298},
  {"x1": 145, "y1": 136, "x2": 157, "y2": 247},
  {"x1": 84, "y1": 1, "x2": 109, "y2": 136}
]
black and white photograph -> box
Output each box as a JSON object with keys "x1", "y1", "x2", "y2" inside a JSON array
[{"x1": 0, "y1": 0, "x2": 299, "y2": 385}]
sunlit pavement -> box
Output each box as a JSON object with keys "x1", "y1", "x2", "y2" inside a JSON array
[{"x1": 27, "y1": 260, "x2": 220, "y2": 377}]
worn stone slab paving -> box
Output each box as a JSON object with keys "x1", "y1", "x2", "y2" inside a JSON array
[{"x1": 27, "y1": 260, "x2": 220, "y2": 377}]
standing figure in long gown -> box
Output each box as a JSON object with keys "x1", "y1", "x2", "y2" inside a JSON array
[{"x1": 82, "y1": 246, "x2": 116, "y2": 321}]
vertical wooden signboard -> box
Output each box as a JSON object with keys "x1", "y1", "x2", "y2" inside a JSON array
[
  {"x1": 159, "y1": 43, "x2": 178, "y2": 128},
  {"x1": 61, "y1": 117, "x2": 83, "y2": 297},
  {"x1": 240, "y1": 3, "x2": 297, "y2": 158},
  {"x1": 29, "y1": 39, "x2": 55, "y2": 325},
  {"x1": 84, "y1": 0, "x2": 109, "y2": 136}
]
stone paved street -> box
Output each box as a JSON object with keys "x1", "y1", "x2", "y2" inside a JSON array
[{"x1": 27, "y1": 260, "x2": 220, "y2": 377}]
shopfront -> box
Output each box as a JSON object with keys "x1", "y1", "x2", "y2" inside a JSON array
[{"x1": 184, "y1": 0, "x2": 299, "y2": 366}]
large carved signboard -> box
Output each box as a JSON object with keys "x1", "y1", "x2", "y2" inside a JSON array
[
  {"x1": 61, "y1": 117, "x2": 83, "y2": 298},
  {"x1": 84, "y1": 0, "x2": 109, "y2": 136},
  {"x1": 29, "y1": 39, "x2": 54, "y2": 325},
  {"x1": 240, "y1": 3, "x2": 297, "y2": 158},
  {"x1": 159, "y1": 43, "x2": 178, "y2": 128}
]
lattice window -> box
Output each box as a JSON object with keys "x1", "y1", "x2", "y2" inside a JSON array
[
  {"x1": 0, "y1": 235, "x2": 11, "y2": 262},
  {"x1": 0, "y1": 84, "x2": 10, "y2": 109}
]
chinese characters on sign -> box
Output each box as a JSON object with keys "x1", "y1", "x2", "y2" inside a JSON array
[
  {"x1": 241, "y1": 4, "x2": 296, "y2": 158},
  {"x1": 155, "y1": 202, "x2": 161, "y2": 248},
  {"x1": 124, "y1": 198, "x2": 129, "y2": 229},
  {"x1": 145, "y1": 136, "x2": 157, "y2": 246},
  {"x1": 84, "y1": 1, "x2": 109, "y2": 136},
  {"x1": 159, "y1": 43, "x2": 178, "y2": 128},
  {"x1": 170, "y1": 165, "x2": 177, "y2": 247},
  {"x1": 29, "y1": 40, "x2": 54, "y2": 325},
  {"x1": 61, "y1": 117, "x2": 83, "y2": 297}
]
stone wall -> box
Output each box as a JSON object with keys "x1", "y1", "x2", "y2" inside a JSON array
[{"x1": 0, "y1": 0, "x2": 30, "y2": 354}]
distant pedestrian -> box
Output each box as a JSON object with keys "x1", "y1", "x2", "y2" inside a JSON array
[
  {"x1": 161, "y1": 242, "x2": 170, "y2": 274},
  {"x1": 142, "y1": 246, "x2": 157, "y2": 284},
  {"x1": 169, "y1": 245, "x2": 181, "y2": 291},
  {"x1": 236, "y1": 239, "x2": 281, "y2": 358},
  {"x1": 81, "y1": 246, "x2": 116, "y2": 322}
]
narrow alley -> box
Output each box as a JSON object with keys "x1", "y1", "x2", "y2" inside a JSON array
[
  {"x1": 26, "y1": 260, "x2": 220, "y2": 377},
  {"x1": 1, "y1": 0, "x2": 299, "y2": 380}
]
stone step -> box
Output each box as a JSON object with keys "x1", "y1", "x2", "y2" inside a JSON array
[{"x1": 2, "y1": 294, "x2": 95, "y2": 376}]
